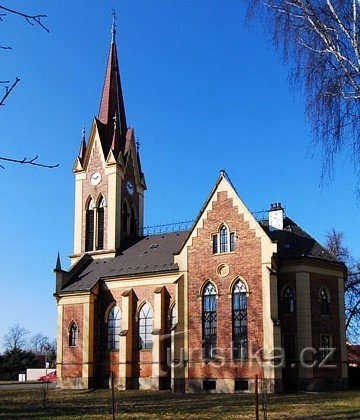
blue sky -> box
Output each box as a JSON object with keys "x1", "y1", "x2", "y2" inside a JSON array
[{"x1": 0, "y1": 0, "x2": 359, "y2": 349}]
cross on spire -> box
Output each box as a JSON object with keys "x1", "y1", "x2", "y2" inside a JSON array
[
  {"x1": 113, "y1": 113, "x2": 118, "y2": 130},
  {"x1": 111, "y1": 9, "x2": 116, "y2": 44},
  {"x1": 82, "y1": 124, "x2": 86, "y2": 141}
]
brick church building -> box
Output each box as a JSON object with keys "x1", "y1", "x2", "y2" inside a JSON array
[{"x1": 54, "y1": 22, "x2": 348, "y2": 393}]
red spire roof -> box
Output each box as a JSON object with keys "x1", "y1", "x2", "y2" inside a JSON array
[{"x1": 97, "y1": 38, "x2": 127, "y2": 156}]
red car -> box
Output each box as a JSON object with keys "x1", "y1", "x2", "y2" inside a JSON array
[{"x1": 37, "y1": 370, "x2": 56, "y2": 382}]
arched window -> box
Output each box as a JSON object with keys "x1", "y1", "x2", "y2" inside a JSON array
[
  {"x1": 97, "y1": 196, "x2": 105, "y2": 250},
  {"x1": 107, "y1": 306, "x2": 121, "y2": 350},
  {"x1": 139, "y1": 303, "x2": 153, "y2": 349},
  {"x1": 319, "y1": 287, "x2": 330, "y2": 315},
  {"x1": 232, "y1": 280, "x2": 248, "y2": 358},
  {"x1": 130, "y1": 207, "x2": 137, "y2": 236},
  {"x1": 212, "y1": 224, "x2": 236, "y2": 254},
  {"x1": 85, "y1": 198, "x2": 95, "y2": 252},
  {"x1": 122, "y1": 201, "x2": 129, "y2": 235},
  {"x1": 169, "y1": 304, "x2": 177, "y2": 330},
  {"x1": 283, "y1": 286, "x2": 296, "y2": 314},
  {"x1": 202, "y1": 282, "x2": 217, "y2": 359},
  {"x1": 69, "y1": 322, "x2": 78, "y2": 347},
  {"x1": 220, "y1": 225, "x2": 228, "y2": 253}
]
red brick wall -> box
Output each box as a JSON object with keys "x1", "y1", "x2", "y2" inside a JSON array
[
  {"x1": 187, "y1": 191, "x2": 264, "y2": 379},
  {"x1": 62, "y1": 304, "x2": 84, "y2": 378},
  {"x1": 82, "y1": 143, "x2": 109, "y2": 251},
  {"x1": 97, "y1": 283, "x2": 175, "y2": 382}
]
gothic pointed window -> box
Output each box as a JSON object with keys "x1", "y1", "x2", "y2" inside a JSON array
[
  {"x1": 130, "y1": 207, "x2": 137, "y2": 236},
  {"x1": 108, "y1": 305, "x2": 121, "y2": 350},
  {"x1": 319, "y1": 287, "x2": 330, "y2": 315},
  {"x1": 283, "y1": 286, "x2": 296, "y2": 314},
  {"x1": 85, "y1": 198, "x2": 95, "y2": 252},
  {"x1": 220, "y1": 225, "x2": 228, "y2": 253},
  {"x1": 232, "y1": 280, "x2": 248, "y2": 358},
  {"x1": 202, "y1": 282, "x2": 217, "y2": 359},
  {"x1": 69, "y1": 322, "x2": 78, "y2": 347},
  {"x1": 97, "y1": 196, "x2": 105, "y2": 250},
  {"x1": 139, "y1": 303, "x2": 153, "y2": 349},
  {"x1": 169, "y1": 303, "x2": 177, "y2": 330},
  {"x1": 212, "y1": 224, "x2": 236, "y2": 254}
]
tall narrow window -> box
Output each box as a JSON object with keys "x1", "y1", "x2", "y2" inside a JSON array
[
  {"x1": 220, "y1": 225, "x2": 228, "y2": 253},
  {"x1": 232, "y1": 280, "x2": 248, "y2": 358},
  {"x1": 212, "y1": 234, "x2": 218, "y2": 254},
  {"x1": 320, "y1": 334, "x2": 331, "y2": 361},
  {"x1": 202, "y1": 282, "x2": 217, "y2": 359},
  {"x1": 169, "y1": 304, "x2": 177, "y2": 330},
  {"x1": 69, "y1": 322, "x2": 78, "y2": 347},
  {"x1": 85, "y1": 198, "x2": 95, "y2": 252},
  {"x1": 139, "y1": 303, "x2": 153, "y2": 349},
  {"x1": 319, "y1": 287, "x2": 330, "y2": 315},
  {"x1": 283, "y1": 286, "x2": 296, "y2": 314},
  {"x1": 230, "y1": 232, "x2": 236, "y2": 252},
  {"x1": 97, "y1": 196, "x2": 105, "y2": 250},
  {"x1": 130, "y1": 207, "x2": 137, "y2": 236},
  {"x1": 212, "y1": 224, "x2": 236, "y2": 253},
  {"x1": 122, "y1": 201, "x2": 129, "y2": 235},
  {"x1": 108, "y1": 306, "x2": 121, "y2": 350}
]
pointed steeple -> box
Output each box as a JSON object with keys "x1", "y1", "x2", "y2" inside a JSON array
[
  {"x1": 98, "y1": 11, "x2": 127, "y2": 155},
  {"x1": 55, "y1": 252, "x2": 62, "y2": 271},
  {"x1": 78, "y1": 126, "x2": 87, "y2": 160}
]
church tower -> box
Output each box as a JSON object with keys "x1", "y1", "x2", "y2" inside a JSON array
[{"x1": 70, "y1": 18, "x2": 146, "y2": 265}]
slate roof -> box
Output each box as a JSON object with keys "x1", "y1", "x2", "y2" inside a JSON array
[
  {"x1": 61, "y1": 231, "x2": 188, "y2": 293},
  {"x1": 60, "y1": 216, "x2": 342, "y2": 294},
  {"x1": 259, "y1": 217, "x2": 340, "y2": 263}
]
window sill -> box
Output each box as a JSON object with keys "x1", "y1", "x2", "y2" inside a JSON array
[{"x1": 212, "y1": 251, "x2": 236, "y2": 256}]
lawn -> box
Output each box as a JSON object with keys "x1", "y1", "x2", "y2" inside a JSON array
[{"x1": 0, "y1": 388, "x2": 359, "y2": 419}]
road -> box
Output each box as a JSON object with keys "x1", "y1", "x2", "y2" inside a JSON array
[{"x1": 0, "y1": 381, "x2": 56, "y2": 390}]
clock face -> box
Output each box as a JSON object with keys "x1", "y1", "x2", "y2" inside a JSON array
[
  {"x1": 90, "y1": 172, "x2": 101, "y2": 186},
  {"x1": 126, "y1": 180, "x2": 134, "y2": 195}
]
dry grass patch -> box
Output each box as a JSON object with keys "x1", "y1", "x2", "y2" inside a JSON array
[{"x1": 0, "y1": 388, "x2": 359, "y2": 419}]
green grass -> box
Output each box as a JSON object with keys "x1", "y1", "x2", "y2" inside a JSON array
[{"x1": 0, "y1": 388, "x2": 359, "y2": 419}]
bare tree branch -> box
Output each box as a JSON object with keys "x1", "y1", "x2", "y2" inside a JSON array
[
  {"x1": 0, "y1": 155, "x2": 59, "y2": 169},
  {"x1": 0, "y1": 5, "x2": 49, "y2": 32},
  {"x1": 247, "y1": 0, "x2": 360, "y2": 193},
  {"x1": 325, "y1": 228, "x2": 360, "y2": 341},
  {"x1": 0, "y1": 77, "x2": 19, "y2": 107}
]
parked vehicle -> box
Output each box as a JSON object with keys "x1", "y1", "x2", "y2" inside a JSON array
[{"x1": 37, "y1": 370, "x2": 56, "y2": 382}]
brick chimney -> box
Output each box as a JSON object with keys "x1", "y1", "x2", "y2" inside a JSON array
[{"x1": 268, "y1": 202, "x2": 284, "y2": 231}]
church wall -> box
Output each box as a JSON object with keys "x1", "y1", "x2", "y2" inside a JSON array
[
  {"x1": 310, "y1": 273, "x2": 342, "y2": 387},
  {"x1": 61, "y1": 304, "x2": 84, "y2": 381},
  {"x1": 81, "y1": 140, "x2": 109, "y2": 253},
  {"x1": 186, "y1": 190, "x2": 264, "y2": 392},
  {"x1": 96, "y1": 280, "x2": 176, "y2": 388}
]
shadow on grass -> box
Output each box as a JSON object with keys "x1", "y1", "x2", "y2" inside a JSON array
[{"x1": 0, "y1": 389, "x2": 359, "y2": 419}]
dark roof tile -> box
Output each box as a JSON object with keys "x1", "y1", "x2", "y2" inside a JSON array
[{"x1": 61, "y1": 231, "x2": 188, "y2": 293}]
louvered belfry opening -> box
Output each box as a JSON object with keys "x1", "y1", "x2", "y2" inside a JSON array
[
  {"x1": 97, "y1": 197, "x2": 105, "y2": 250},
  {"x1": 97, "y1": 206, "x2": 104, "y2": 250},
  {"x1": 85, "y1": 199, "x2": 95, "y2": 252}
]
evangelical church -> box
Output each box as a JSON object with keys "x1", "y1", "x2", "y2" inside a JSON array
[{"x1": 54, "y1": 21, "x2": 348, "y2": 393}]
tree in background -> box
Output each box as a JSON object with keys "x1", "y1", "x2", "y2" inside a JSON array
[
  {"x1": 0, "y1": 348, "x2": 39, "y2": 381},
  {"x1": 3, "y1": 324, "x2": 29, "y2": 351},
  {"x1": 325, "y1": 228, "x2": 360, "y2": 342},
  {"x1": 30, "y1": 334, "x2": 57, "y2": 368},
  {"x1": 247, "y1": 1, "x2": 360, "y2": 194},
  {"x1": 0, "y1": 4, "x2": 57, "y2": 168}
]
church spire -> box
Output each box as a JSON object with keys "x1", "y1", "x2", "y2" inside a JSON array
[{"x1": 98, "y1": 11, "x2": 127, "y2": 154}]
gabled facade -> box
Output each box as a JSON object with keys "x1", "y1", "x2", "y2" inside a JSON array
[{"x1": 55, "y1": 23, "x2": 348, "y2": 393}]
